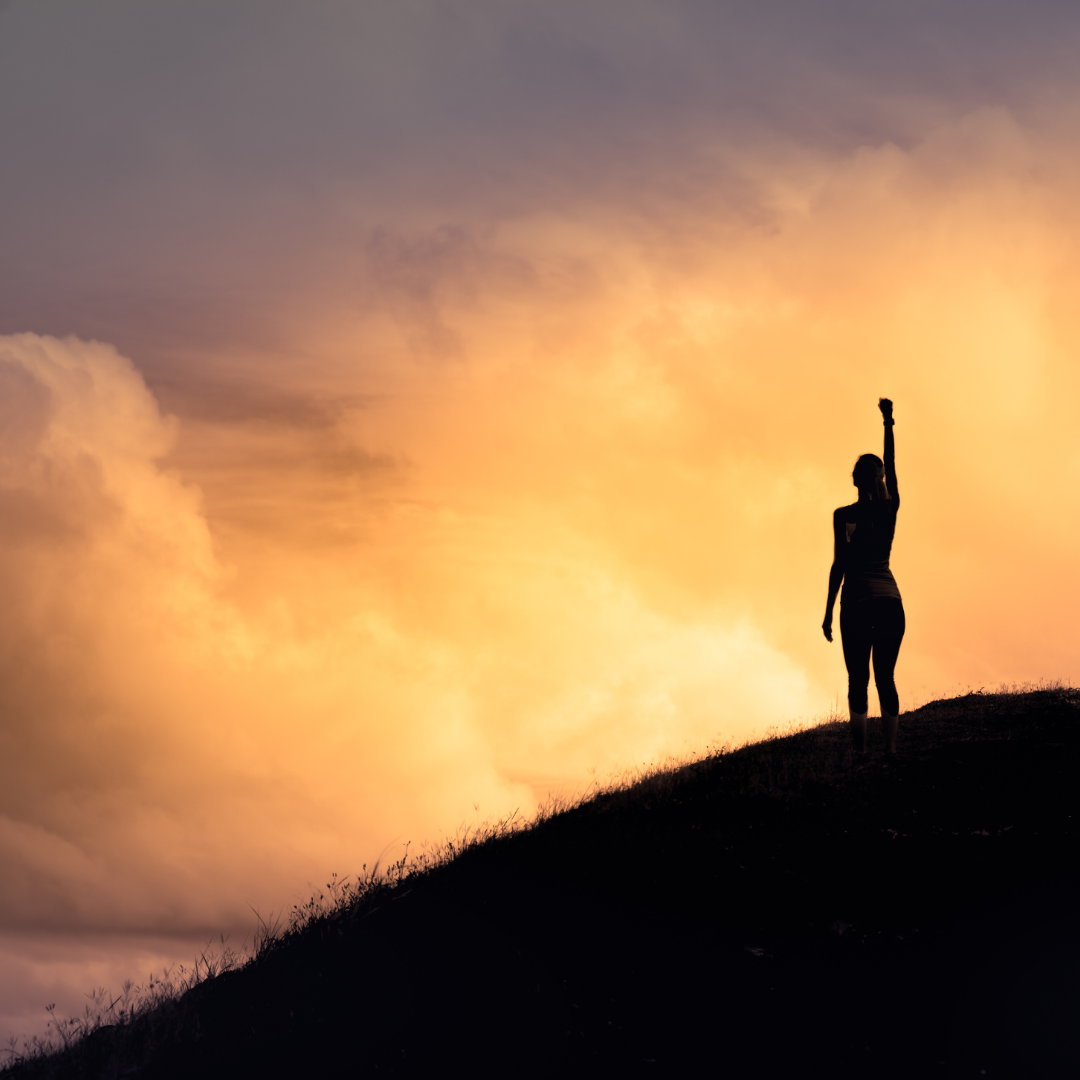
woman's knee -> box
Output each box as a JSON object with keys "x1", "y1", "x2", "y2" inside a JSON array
[
  {"x1": 847, "y1": 681, "x2": 870, "y2": 713},
  {"x1": 874, "y1": 676, "x2": 899, "y2": 715}
]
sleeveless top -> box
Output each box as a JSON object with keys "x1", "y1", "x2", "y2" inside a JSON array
[{"x1": 836, "y1": 498, "x2": 902, "y2": 604}]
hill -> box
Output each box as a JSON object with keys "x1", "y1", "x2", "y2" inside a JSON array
[{"x1": 3, "y1": 687, "x2": 1077, "y2": 1078}]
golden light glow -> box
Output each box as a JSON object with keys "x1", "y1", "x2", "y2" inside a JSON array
[{"x1": 3, "y1": 38, "x2": 1080, "y2": 1042}]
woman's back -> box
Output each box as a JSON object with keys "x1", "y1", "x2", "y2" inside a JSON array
[{"x1": 835, "y1": 498, "x2": 900, "y2": 602}]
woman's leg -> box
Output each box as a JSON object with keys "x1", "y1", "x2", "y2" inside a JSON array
[
  {"x1": 839, "y1": 603, "x2": 872, "y2": 751},
  {"x1": 871, "y1": 599, "x2": 906, "y2": 753}
]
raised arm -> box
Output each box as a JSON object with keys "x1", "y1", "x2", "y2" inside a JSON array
[{"x1": 879, "y1": 397, "x2": 898, "y2": 506}]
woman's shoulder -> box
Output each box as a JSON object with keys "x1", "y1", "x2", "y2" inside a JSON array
[{"x1": 833, "y1": 502, "x2": 859, "y2": 521}]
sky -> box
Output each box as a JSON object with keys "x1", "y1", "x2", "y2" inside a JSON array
[{"x1": 2, "y1": 0, "x2": 1080, "y2": 1046}]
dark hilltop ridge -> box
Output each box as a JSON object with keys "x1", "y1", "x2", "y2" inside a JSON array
[{"x1": 3, "y1": 687, "x2": 1077, "y2": 1079}]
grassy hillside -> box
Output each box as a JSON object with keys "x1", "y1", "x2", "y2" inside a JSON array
[{"x1": 3, "y1": 687, "x2": 1077, "y2": 1078}]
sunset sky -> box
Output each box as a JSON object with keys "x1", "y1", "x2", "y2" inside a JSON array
[{"x1": 2, "y1": 0, "x2": 1080, "y2": 1043}]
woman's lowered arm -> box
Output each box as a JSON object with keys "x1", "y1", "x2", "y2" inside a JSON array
[{"x1": 822, "y1": 511, "x2": 845, "y2": 642}]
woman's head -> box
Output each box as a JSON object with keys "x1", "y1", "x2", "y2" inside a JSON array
[{"x1": 852, "y1": 453, "x2": 887, "y2": 497}]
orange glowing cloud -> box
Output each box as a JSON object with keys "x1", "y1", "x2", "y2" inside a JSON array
[{"x1": 4, "y1": 0, "x2": 1080, "y2": 1045}]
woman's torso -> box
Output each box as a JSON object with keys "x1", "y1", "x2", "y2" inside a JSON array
[{"x1": 838, "y1": 498, "x2": 902, "y2": 604}]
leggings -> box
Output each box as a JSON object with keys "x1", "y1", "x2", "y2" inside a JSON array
[{"x1": 840, "y1": 597, "x2": 905, "y2": 715}]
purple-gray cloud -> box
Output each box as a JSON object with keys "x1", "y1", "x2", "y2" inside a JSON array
[{"x1": 2, "y1": 0, "x2": 1080, "y2": 375}]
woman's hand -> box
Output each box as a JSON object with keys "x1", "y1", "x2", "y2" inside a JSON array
[
  {"x1": 878, "y1": 397, "x2": 894, "y2": 421},
  {"x1": 822, "y1": 614, "x2": 833, "y2": 642}
]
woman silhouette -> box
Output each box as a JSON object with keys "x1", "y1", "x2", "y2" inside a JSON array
[{"x1": 822, "y1": 398, "x2": 904, "y2": 754}]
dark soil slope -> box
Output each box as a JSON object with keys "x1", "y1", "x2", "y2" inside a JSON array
[{"x1": 5, "y1": 688, "x2": 1078, "y2": 1078}]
